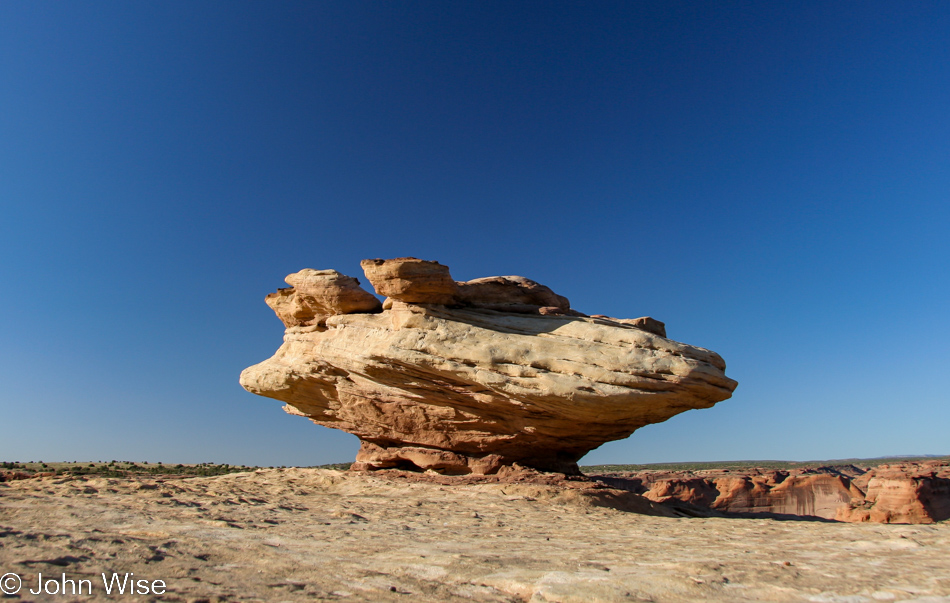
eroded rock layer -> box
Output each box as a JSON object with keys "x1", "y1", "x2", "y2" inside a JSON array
[
  {"x1": 241, "y1": 257, "x2": 737, "y2": 474},
  {"x1": 596, "y1": 460, "x2": 950, "y2": 523}
]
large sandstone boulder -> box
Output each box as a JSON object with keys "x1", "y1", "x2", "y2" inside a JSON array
[
  {"x1": 361, "y1": 257, "x2": 458, "y2": 305},
  {"x1": 265, "y1": 269, "x2": 381, "y2": 328},
  {"x1": 241, "y1": 258, "x2": 738, "y2": 475}
]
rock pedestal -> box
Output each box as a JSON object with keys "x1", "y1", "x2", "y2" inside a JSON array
[{"x1": 241, "y1": 257, "x2": 738, "y2": 475}]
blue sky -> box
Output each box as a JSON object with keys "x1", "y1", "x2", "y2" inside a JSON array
[{"x1": 2, "y1": 2, "x2": 948, "y2": 466}]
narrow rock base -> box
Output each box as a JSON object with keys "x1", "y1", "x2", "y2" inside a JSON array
[{"x1": 352, "y1": 441, "x2": 583, "y2": 476}]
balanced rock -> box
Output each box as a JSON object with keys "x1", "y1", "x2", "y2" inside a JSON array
[
  {"x1": 241, "y1": 258, "x2": 738, "y2": 475},
  {"x1": 265, "y1": 269, "x2": 381, "y2": 328}
]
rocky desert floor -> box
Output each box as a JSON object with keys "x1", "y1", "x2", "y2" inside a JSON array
[{"x1": 2, "y1": 468, "x2": 949, "y2": 603}]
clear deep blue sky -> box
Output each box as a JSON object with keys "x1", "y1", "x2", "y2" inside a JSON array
[{"x1": 2, "y1": 2, "x2": 948, "y2": 465}]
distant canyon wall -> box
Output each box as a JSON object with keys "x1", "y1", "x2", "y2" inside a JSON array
[{"x1": 595, "y1": 461, "x2": 950, "y2": 524}]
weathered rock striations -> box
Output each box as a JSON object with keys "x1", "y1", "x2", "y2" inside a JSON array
[
  {"x1": 241, "y1": 257, "x2": 737, "y2": 475},
  {"x1": 596, "y1": 460, "x2": 950, "y2": 523}
]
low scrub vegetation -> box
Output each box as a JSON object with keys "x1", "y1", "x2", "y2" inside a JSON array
[{"x1": 1, "y1": 460, "x2": 355, "y2": 479}]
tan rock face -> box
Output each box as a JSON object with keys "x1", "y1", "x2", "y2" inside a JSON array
[
  {"x1": 265, "y1": 269, "x2": 382, "y2": 328},
  {"x1": 242, "y1": 258, "x2": 738, "y2": 475},
  {"x1": 617, "y1": 316, "x2": 667, "y2": 337},
  {"x1": 592, "y1": 315, "x2": 667, "y2": 337},
  {"x1": 360, "y1": 257, "x2": 458, "y2": 305}
]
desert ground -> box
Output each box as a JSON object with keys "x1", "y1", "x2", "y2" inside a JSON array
[{"x1": 2, "y1": 468, "x2": 949, "y2": 602}]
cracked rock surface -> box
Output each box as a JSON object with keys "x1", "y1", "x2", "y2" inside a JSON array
[{"x1": 2, "y1": 469, "x2": 948, "y2": 603}]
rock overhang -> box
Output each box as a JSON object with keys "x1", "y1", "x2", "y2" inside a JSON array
[{"x1": 240, "y1": 257, "x2": 738, "y2": 475}]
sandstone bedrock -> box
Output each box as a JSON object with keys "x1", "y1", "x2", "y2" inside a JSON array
[
  {"x1": 241, "y1": 257, "x2": 738, "y2": 475},
  {"x1": 6, "y1": 468, "x2": 949, "y2": 602}
]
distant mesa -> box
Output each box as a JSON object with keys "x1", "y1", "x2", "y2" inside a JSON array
[{"x1": 240, "y1": 257, "x2": 738, "y2": 475}]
